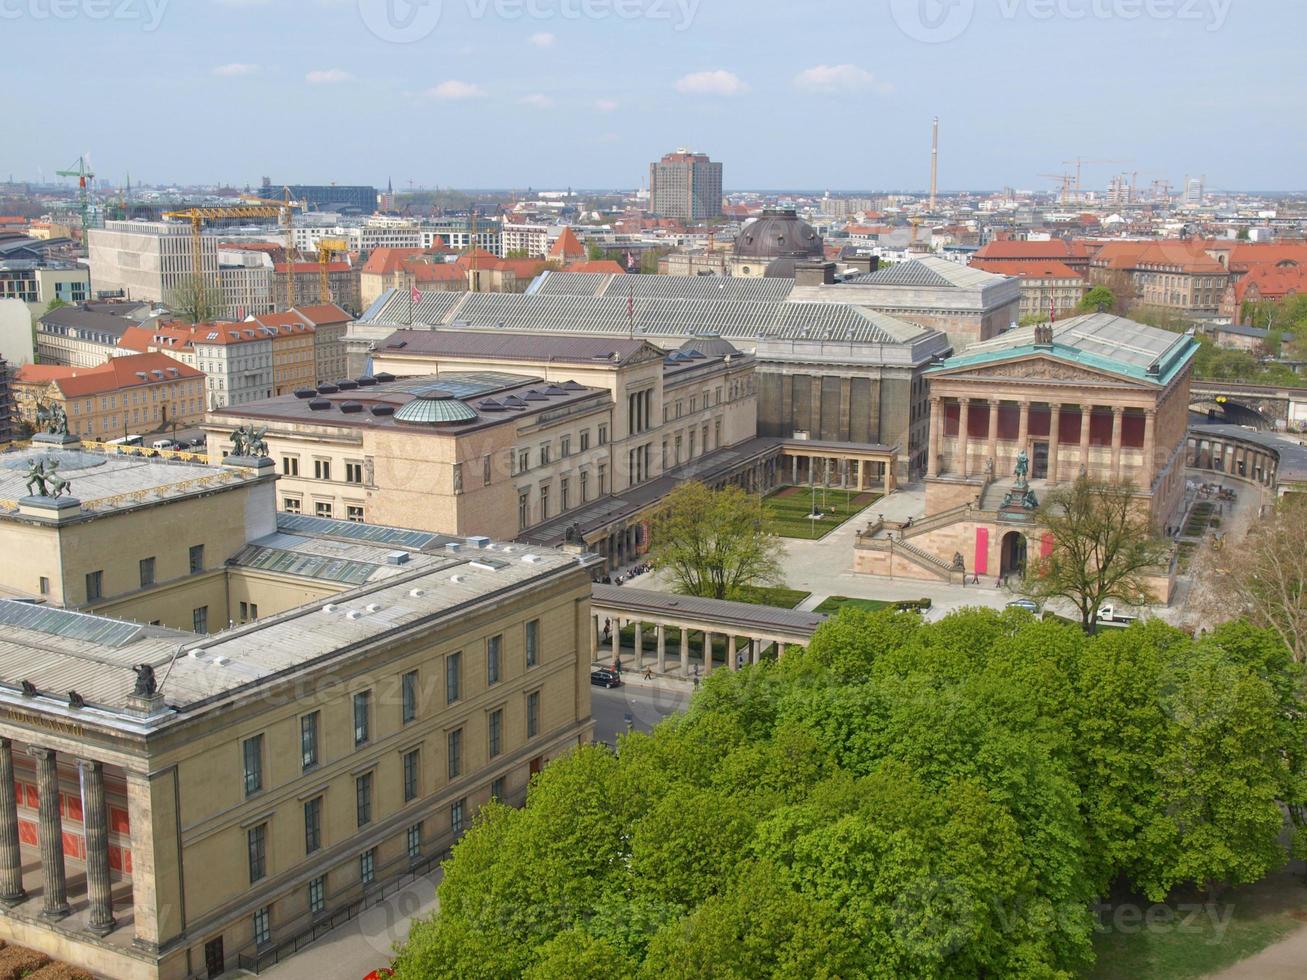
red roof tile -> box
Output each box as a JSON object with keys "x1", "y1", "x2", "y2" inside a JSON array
[
  {"x1": 18, "y1": 353, "x2": 202, "y2": 398},
  {"x1": 549, "y1": 227, "x2": 586, "y2": 260}
]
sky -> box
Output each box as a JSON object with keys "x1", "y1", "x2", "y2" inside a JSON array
[{"x1": 3, "y1": 0, "x2": 1305, "y2": 193}]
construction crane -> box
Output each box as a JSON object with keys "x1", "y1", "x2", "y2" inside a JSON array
[
  {"x1": 316, "y1": 237, "x2": 350, "y2": 304},
  {"x1": 164, "y1": 195, "x2": 303, "y2": 308},
  {"x1": 55, "y1": 156, "x2": 95, "y2": 238},
  {"x1": 1062, "y1": 158, "x2": 1129, "y2": 204},
  {"x1": 1038, "y1": 173, "x2": 1076, "y2": 205}
]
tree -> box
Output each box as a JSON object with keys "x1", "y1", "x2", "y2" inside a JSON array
[
  {"x1": 166, "y1": 274, "x2": 224, "y2": 324},
  {"x1": 1076, "y1": 285, "x2": 1115, "y2": 314},
  {"x1": 1190, "y1": 498, "x2": 1307, "y2": 662},
  {"x1": 1022, "y1": 478, "x2": 1171, "y2": 633},
  {"x1": 647, "y1": 482, "x2": 782, "y2": 601}
]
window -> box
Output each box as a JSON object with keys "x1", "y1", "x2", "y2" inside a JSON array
[
  {"x1": 580, "y1": 471, "x2": 590, "y2": 503},
  {"x1": 308, "y1": 876, "x2": 326, "y2": 916},
  {"x1": 598, "y1": 424, "x2": 608, "y2": 446},
  {"x1": 282, "y1": 456, "x2": 299, "y2": 476},
  {"x1": 598, "y1": 463, "x2": 607, "y2": 496},
  {"x1": 446, "y1": 652, "x2": 461, "y2": 704},
  {"x1": 539, "y1": 442, "x2": 551, "y2": 466},
  {"x1": 192, "y1": 606, "x2": 208, "y2": 633},
  {"x1": 353, "y1": 691, "x2": 371, "y2": 746},
  {"x1": 346, "y1": 505, "x2": 364, "y2": 523},
  {"x1": 580, "y1": 430, "x2": 590, "y2": 451},
  {"x1": 407, "y1": 823, "x2": 422, "y2": 861},
  {"x1": 139, "y1": 557, "x2": 155, "y2": 588},
  {"x1": 242, "y1": 735, "x2": 263, "y2": 797},
  {"x1": 518, "y1": 490, "x2": 530, "y2": 530},
  {"x1": 560, "y1": 435, "x2": 571, "y2": 457},
  {"x1": 355, "y1": 772, "x2": 373, "y2": 827},
  {"x1": 487, "y1": 635, "x2": 502, "y2": 685},
  {"x1": 345, "y1": 461, "x2": 363, "y2": 484},
  {"x1": 301, "y1": 712, "x2": 319, "y2": 770},
  {"x1": 539, "y1": 485, "x2": 549, "y2": 521},
  {"x1": 253, "y1": 906, "x2": 271, "y2": 948},
  {"x1": 315, "y1": 501, "x2": 334, "y2": 519},
  {"x1": 447, "y1": 728, "x2": 463, "y2": 780},
  {"x1": 85, "y1": 570, "x2": 103, "y2": 602},
  {"x1": 560, "y1": 478, "x2": 570, "y2": 512},
  {"x1": 360, "y1": 848, "x2": 375, "y2": 886},
  {"x1": 452, "y1": 462, "x2": 463, "y2": 494},
  {"x1": 483, "y1": 454, "x2": 492, "y2": 486},
  {"x1": 525, "y1": 619, "x2": 540, "y2": 668},
  {"x1": 527, "y1": 690, "x2": 541, "y2": 739},
  {"x1": 283, "y1": 497, "x2": 302, "y2": 514},
  {"x1": 189, "y1": 544, "x2": 204, "y2": 575},
  {"x1": 403, "y1": 748, "x2": 420, "y2": 802},
  {"x1": 304, "y1": 797, "x2": 322, "y2": 854},
  {"x1": 488, "y1": 708, "x2": 503, "y2": 758},
  {"x1": 247, "y1": 824, "x2": 267, "y2": 883},
  {"x1": 517, "y1": 449, "x2": 529, "y2": 474},
  {"x1": 491, "y1": 776, "x2": 506, "y2": 801},
  {"x1": 402, "y1": 670, "x2": 418, "y2": 724},
  {"x1": 451, "y1": 798, "x2": 466, "y2": 835},
  {"x1": 314, "y1": 459, "x2": 331, "y2": 481},
  {"x1": 38, "y1": 576, "x2": 49, "y2": 596}
]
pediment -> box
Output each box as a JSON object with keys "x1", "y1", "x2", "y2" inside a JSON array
[{"x1": 933, "y1": 355, "x2": 1149, "y2": 388}]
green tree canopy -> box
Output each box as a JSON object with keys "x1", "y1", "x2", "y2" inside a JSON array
[{"x1": 1076, "y1": 285, "x2": 1116, "y2": 313}]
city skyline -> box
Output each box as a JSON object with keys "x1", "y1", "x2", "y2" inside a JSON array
[{"x1": 2, "y1": 0, "x2": 1303, "y2": 192}]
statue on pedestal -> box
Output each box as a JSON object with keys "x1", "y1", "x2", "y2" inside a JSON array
[
  {"x1": 229, "y1": 424, "x2": 270, "y2": 459},
  {"x1": 1014, "y1": 449, "x2": 1030, "y2": 489},
  {"x1": 24, "y1": 459, "x2": 72, "y2": 499},
  {"x1": 36, "y1": 402, "x2": 68, "y2": 436}
]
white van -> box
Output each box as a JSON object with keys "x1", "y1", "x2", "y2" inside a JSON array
[
  {"x1": 1097, "y1": 604, "x2": 1139, "y2": 625},
  {"x1": 152, "y1": 439, "x2": 176, "y2": 450}
]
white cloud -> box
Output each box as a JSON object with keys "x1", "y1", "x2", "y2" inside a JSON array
[
  {"x1": 674, "y1": 69, "x2": 748, "y2": 97},
  {"x1": 595, "y1": 98, "x2": 619, "y2": 112},
  {"x1": 425, "y1": 80, "x2": 486, "y2": 100},
  {"x1": 213, "y1": 63, "x2": 259, "y2": 77},
  {"x1": 520, "y1": 93, "x2": 554, "y2": 109},
  {"x1": 529, "y1": 32, "x2": 556, "y2": 48},
  {"x1": 306, "y1": 68, "x2": 352, "y2": 84},
  {"x1": 794, "y1": 64, "x2": 893, "y2": 95}
]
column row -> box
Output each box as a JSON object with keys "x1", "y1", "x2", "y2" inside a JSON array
[{"x1": 591, "y1": 616, "x2": 787, "y2": 675}]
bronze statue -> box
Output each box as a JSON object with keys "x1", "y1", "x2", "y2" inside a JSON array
[
  {"x1": 132, "y1": 664, "x2": 157, "y2": 698},
  {"x1": 1014, "y1": 449, "x2": 1030, "y2": 485},
  {"x1": 24, "y1": 459, "x2": 72, "y2": 499},
  {"x1": 36, "y1": 402, "x2": 69, "y2": 436},
  {"x1": 230, "y1": 424, "x2": 269, "y2": 459}
]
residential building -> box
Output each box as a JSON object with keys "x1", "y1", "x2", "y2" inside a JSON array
[
  {"x1": 968, "y1": 259, "x2": 1089, "y2": 322},
  {"x1": 190, "y1": 322, "x2": 275, "y2": 409},
  {"x1": 35, "y1": 301, "x2": 167, "y2": 368},
  {"x1": 1088, "y1": 240, "x2": 1232, "y2": 314},
  {"x1": 293, "y1": 304, "x2": 352, "y2": 384},
  {"x1": 0, "y1": 238, "x2": 91, "y2": 317},
  {"x1": 12, "y1": 352, "x2": 205, "y2": 440},
  {"x1": 971, "y1": 238, "x2": 1092, "y2": 272},
  {"x1": 273, "y1": 261, "x2": 361, "y2": 316},
  {"x1": 248, "y1": 313, "x2": 317, "y2": 395},
  {"x1": 0, "y1": 434, "x2": 594, "y2": 979},
  {"x1": 648, "y1": 149, "x2": 723, "y2": 221}
]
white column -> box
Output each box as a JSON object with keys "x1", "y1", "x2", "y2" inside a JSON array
[
  {"x1": 656, "y1": 625, "x2": 667, "y2": 672},
  {"x1": 728, "y1": 634, "x2": 738, "y2": 671}
]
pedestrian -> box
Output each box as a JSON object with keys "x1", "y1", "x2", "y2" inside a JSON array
[
  {"x1": 612, "y1": 657, "x2": 622, "y2": 675},
  {"x1": 643, "y1": 666, "x2": 653, "y2": 681}
]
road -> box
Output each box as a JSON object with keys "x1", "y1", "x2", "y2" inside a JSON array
[{"x1": 590, "y1": 680, "x2": 691, "y2": 746}]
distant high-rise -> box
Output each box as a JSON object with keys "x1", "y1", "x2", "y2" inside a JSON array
[
  {"x1": 648, "y1": 149, "x2": 723, "y2": 222},
  {"x1": 257, "y1": 183, "x2": 379, "y2": 215}
]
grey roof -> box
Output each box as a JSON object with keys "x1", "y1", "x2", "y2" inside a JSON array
[
  {"x1": 591, "y1": 585, "x2": 825, "y2": 637},
  {"x1": 1190, "y1": 424, "x2": 1307, "y2": 484},
  {"x1": 38, "y1": 304, "x2": 144, "y2": 338},
  {"x1": 364, "y1": 289, "x2": 932, "y2": 347},
  {"x1": 847, "y1": 256, "x2": 1010, "y2": 290},
  {"x1": 1214, "y1": 323, "x2": 1270, "y2": 338},
  {"x1": 529, "y1": 271, "x2": 796, "y2": 303},
  {"x1": 377, "y1": 328, "x2": 653, "y2": 365}
]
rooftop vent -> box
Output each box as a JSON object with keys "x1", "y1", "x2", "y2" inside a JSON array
[
  {"x1": 322, "y1": 604, "x2": 338, "y2": 613},
  {"x1": 316, "y1": 383, "x2": 339, "y2": 395},
  {"x1": 339, "y1": 402, "x2": 364, "y2": 414},
  {"x1": 375, "y1": 372, "x2": 396, "y2": 383},
  {"x1": 409, "y1": 588, "x2": 426, "y2": 598},
  {"x1": 365, "y1": 603, "x2": 383, "y2": 613},
  {"x1": 450, "y1": 574, "x2": 466, "y2": 584},
  {"x1": 544, "y1": 385, "x2": 567, "y2": 396},
  {"x1": 562, "y1": 381, "x2": 585, "y2": 391},
  {"x1": 523, "y1": 390, "x2": 549, "y2": 402},
  {"x1": 522, "y1": 554, "x2": 544, "y2": 564},
  {"x1": 308, "y1": 399, "x2": 331, "y2": 411},
  {"x1": 467, "y1": 536, "x2": 491, "y2": 549},
  {"x1": 213, "y1": 656, "x2": 229, "y2": 667},
  {"x1": 478, "y1": 399, "x2": 506, "y2": 412},
  {"x1": 356, "y1": 376, "x2": 378, "y2": 387},
  {"x1": 445, "y1": 542, "x2": 461, "y2": 553},
  {"x1": 346, "y1": 610, "x2": 363, "y2": 620},
  {"x1": 370, "y1": 405, "x2": 395, "y2": 417},
  {"x1": 336, "y1": 379, "x2": 359, "y2": 390},
  {"x1": 386, "y1": 551, "x2": 409, "y2": 565}
]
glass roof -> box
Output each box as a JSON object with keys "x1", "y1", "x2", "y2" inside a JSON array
[
  {"x1": 0, "y1": 601, "x2": 144, "y2": 648},
  {"x1": 276, "y1": 513, "x2": 442, "y2": 550}
]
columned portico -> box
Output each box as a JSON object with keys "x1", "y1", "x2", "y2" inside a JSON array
[
  {"x1": 0, "y1": 739, "x2": 25, "y2": 907},
  {"x1": 30, "y1": 746, "x2": 70, "y2": 921}
]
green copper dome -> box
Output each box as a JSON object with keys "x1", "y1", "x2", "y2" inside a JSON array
[{"x1": 394, "y1": 388, "x2": 479, "y2": 425}]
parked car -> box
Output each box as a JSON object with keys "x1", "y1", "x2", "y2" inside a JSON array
[
  {"x1": 590, "y1": 667, "x2": 622, "y2": 689},
  {"x1": 1006, "y1": 598, "x2": 1040, "y2": 613}
]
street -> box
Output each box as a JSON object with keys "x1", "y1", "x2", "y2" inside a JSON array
[{"x1": 590, "y1": 679, "x2": 691, "y2": 746}]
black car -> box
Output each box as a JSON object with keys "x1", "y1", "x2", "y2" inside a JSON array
[{"x1": 590, "y1": 667, "x2": 622, "y2": 689}]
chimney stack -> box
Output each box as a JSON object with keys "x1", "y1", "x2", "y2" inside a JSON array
[{"x1": 929, "y1": 117, "x2": 939, "y2": 211}]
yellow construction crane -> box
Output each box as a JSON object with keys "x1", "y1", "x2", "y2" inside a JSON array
[
  {"x1": 316, "y1": 237, "x2": 350, "y2": 304},
  {"x1": 163, "y1": 199, "x2": 303, "y2": 307}
]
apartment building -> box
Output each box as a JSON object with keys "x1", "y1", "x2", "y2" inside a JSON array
[
  {"x1": 248, "y1": 313, "x2": 317, "y2": 395},
  {"x1": 35, "y1": 302, "x2": 167, "y2": 368},
  {"x1": 968, "y1": 259, "x2": 1089, "y2": 321},
  {"x1": 648, "y1": 149, "x2": 723, "y2": 221}
]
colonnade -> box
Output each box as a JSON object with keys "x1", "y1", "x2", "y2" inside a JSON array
[{"x1": 588, "y1": 614, "x2": 789, "y2": 676}]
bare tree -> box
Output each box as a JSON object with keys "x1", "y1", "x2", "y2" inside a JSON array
[
  {"x1": 1189, "y1": 498, "x2": 1307, "y2": 662},
  {"x1": 166, "y1": 274, "x2": 225, "y2": 324},
  {"x1": 1023, "y1": 477, "x2": 1171, "y2": 633}
]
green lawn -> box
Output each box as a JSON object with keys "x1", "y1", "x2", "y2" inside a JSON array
[
  {"x1": 762, "y1": 486, "x2": 882, "y2": 540},
  {"x1": 813, "y1": 595, "x2": 896, "y2": 615},
  {"x1": 735, "y1": 585, "x2": 811, "y2": 609},
  {"x1": 1087, "y1": 887, "x2": 1305, "y2": 980}
]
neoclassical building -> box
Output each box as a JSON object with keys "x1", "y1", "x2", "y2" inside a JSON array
[{"x1": 856, "y1": 313, "x2": 1198, "y2": 586}]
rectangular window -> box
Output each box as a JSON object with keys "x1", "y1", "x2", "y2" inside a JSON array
[
  {"x1": 192, "y1": 606, "x2": 208, "y2": 633},
  {"x1": 580, "y1": 430, "x2": 590, "y2": 451},
  {"x1": 488, "y1": 708, "x2": 503, "y2": 758},
  {"x1": 561, "y1": 478, "x2": 570, "y2": 512},
  {"x1": 360, "y1": 848, "x2": 375, "y2": 886},
  {"x1": 247, "y1": 823, "x2": 267, "y2": 883},
  {"x1": 253, "y1": 906, "x2": 271, "y2": 948},
  {"x1": 308, "y1": 876, "x2": 326, "y2": 916},
  {"x1": 491, "y1": 776, "x2": 506, "y2": 801},
  {"x1": 560, "y1": 435, "x2": 571, "y2": 457},
  {"x1": 353, "y1": 690, "x2": 371, "y2": 746},
  {"x1": 345, "y1": 461, "x2": 363, "y2": 484},
  {"x1": 598, "y1": 424, "x2": 608, "y2": 446},
  {"x1": 301, "y1": 712, "x2": 319, "y2": 770},
  {"x1": 402, "y1": 670, "x2": 418, "y2": 724},
  {"x1": 451, "y1": 798, "x2": 466, "y2": 835},
  {"x1": 580, "y1": 471, "x2": 590, "y2": 503},
  {"x1": 282, "y1": 456, "x2": 299, "y2": 476},
  {"x1": 525, "y1": 619, "x2": 540, "y2": 668},
  {"x1": 304, "y1": 797, "x2": 322, "y2": 854},
  {"x1": 527, "y1": 690, "x2": 541, "y2": 739},
  {"x1": 314, "y1": 459, "x2": 331, "y2": 481},
  {"x1": 283, "y1": 497, "x2": 302, "y2": 514},
  {"x1": 539, "y1": 485, "x2": 549, "y2": 521},
  {"x1": 315, "y1": 501, "x2": 334, "y2": 519},
  {"x1": 242, "y1": 734, "x2": 263, "y2": 797},
  {"x1": 447, "y1": 728, "x2": 463, "y2": 780},
  {"x1": 139, "y1": 557, "x2": 155, "y2": 588},
  {"x1": 446, "y1": 652, "x2": 461, "y2": 704},
  {"x1": 38, "y1": 576, "x2": 49, "y2": 596},
  {"x1": 407, "y1": 822, "x2": 422, "y2": 861},
  {"x1": 85, "y1": 570, "x2": 103, "y2": 602},
  {"x1": 517, "y1": 449, "x2": 529, "y2": 474},
  {"x1": 487, "y1": 635, "x2": 502, "y2": 685},
  {"x1": 189, "y1": 544, "x2": 204, "y2": 575},
  {"x1": 452, "y1": 462, "x2": 463, "y2": 494},
  {"x1": 356, "y1": 772, "x2": 373, "y2": 827},
  {"x1": 346, "y1": 504, "x2": 364, "y2": 523},
  {"x1": 598, "y1": 463, "x2": 607, "y2": 496},
  {"x1": 403, "y1": 749, "x2": 420, "y2": 802},
  {"x1": 518, "y1": 490, "x2": 530, "y2": 530},
  {"x1": 483, "y1": 454, "x2": 492, "y2": 486}
]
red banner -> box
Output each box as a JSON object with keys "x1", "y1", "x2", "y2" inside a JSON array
[{"x1": 975, "y1": 527, "x2": 989, "y2": 576}]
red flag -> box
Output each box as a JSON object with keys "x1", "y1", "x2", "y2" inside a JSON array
[{"x1": 411, "y1": 284, "x2": 422, "y2": 305}]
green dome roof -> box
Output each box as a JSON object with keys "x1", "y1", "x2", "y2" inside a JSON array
[{"x1": 394, "y1": 388, "x2": 479, "y2": 425}]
